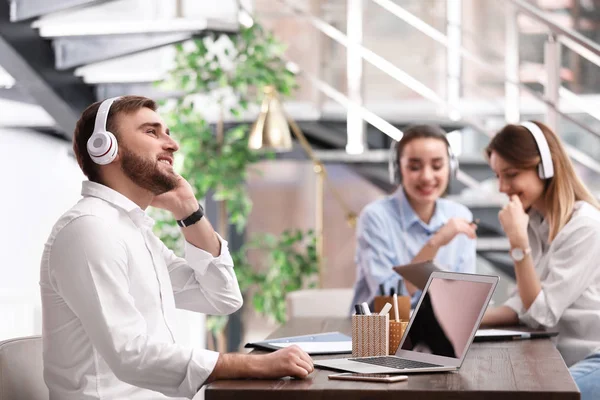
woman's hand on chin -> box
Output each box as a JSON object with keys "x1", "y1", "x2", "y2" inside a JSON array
[{"x1": 499, "y1": 195, "x2": 530, "y2": 248}]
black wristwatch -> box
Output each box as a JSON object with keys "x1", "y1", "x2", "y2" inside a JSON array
[{"x1": 176, "y1": 202, "x2": 204, "y2": 227}]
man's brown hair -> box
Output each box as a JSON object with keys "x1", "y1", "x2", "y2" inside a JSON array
[{"x1": 73, "y1": 95, "x2": 157, "y2": 183}]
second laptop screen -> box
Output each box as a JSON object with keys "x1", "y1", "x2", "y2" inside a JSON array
[{"x1": 399, "y1": 277, "x2": 493, "y2": 359}]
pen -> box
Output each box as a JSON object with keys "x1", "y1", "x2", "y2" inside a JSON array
[
  {"x1": 397, "y1": 281, "x2": 403, "y2": 297},
  {"x1": 393, "y1": 293, "x2": 400, "y2": 322},
  {"x1": 389, "y1": 287, "x2": 395, "y2": 297},
  {"x1": 379, "y1": 302, "x2": 392, "y2": 316},
  {"x1": 379, "y1": 283, "x2": 386, "y2": 296},
  {"x1": 361, "y1": 302, "x2": 372, "y2": 315},
  {"x1": 354, "y1": 304, "x2": 363, "y2": 315}
]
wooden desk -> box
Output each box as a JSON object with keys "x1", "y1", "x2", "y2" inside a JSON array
[{"x1": 206, "y1": 317, "x2": 579, "y2": 400}]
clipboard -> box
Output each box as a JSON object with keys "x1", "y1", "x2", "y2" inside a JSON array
[
  {"x1": 474, "y1": 328, "x2": 559, "y2": 342},
  {"x1": 393, "y1": 260, "x2": 443, "y2": 290},
  {"x1": 244, "y1": 331, "x2": 352, "y2": 355}
]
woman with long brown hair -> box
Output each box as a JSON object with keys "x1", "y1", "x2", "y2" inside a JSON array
[{"x1": 482, "y1": 121, "x2": 600, "y2": 399}]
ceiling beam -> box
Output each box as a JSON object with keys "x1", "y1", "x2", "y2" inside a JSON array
[{"x1": 0, "y1": 1, "x2": 95, "y2": 138}]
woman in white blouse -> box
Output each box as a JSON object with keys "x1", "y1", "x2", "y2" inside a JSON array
[{"x1": 482, "y1": 121, "x2": 600, "y2": 400}]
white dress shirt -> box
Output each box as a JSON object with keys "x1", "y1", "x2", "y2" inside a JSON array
[
  {"x1": 40, "y1": 181, "x2": 243, "y2": 399},
  {"x1": 504, "y1": 201, "x2": 600, "y2": 366}
]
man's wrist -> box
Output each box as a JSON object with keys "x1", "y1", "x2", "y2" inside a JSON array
[
  {"x1": 248, "y1": 354, "x2": 266, "y2": 378},
  {"x1": 172, "y1": 200, "x2": 201, "y2": 220}
]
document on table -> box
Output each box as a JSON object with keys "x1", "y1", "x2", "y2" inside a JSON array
[
  {"x1": 268, "y1": 341, "x2": 352, "y2": 354},
  {"x1": 245, "y1": 331, "x2": 353, "y2": 355},
  {"x1": 476, "y1": 329, "x2": 531, "y2": 338}
]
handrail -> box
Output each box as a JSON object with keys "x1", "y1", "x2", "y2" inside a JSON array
[
  {"x1": 508, "y1": 0, "x2": 600, "y2": 68},
  {"x1": 559, "y1": 36, "x2": 600, "y2": 70},
  {"x1": 287, "y1": 62, "x2": 401, "y2": 142},
  {"x1": 369, "y1": 0, "x2": 600, "y2": 160},
  {"x1": 276, "y1": 0, "x2": 600, "y2": 182},
  {"x1": 563, "y1": 143, "x2": 600, "y2": 175},
  {"x1": 369, "y1": 0, "x2": 600, "y2": 132},
  {"x1": 559, "y1": 87, "x2": 600, "y2": 124}
]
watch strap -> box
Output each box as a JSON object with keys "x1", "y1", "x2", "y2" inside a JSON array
[{"x1": 176, "y1": 203, "x2": 204, "y2": 227}]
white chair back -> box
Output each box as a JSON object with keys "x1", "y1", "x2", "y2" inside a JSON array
[
  {"x1": 286, "y1": 288, "x2": 354, "y2": 319},
  {"x1": 0, "y1": 336, "x2": 48, "y2": 400}
]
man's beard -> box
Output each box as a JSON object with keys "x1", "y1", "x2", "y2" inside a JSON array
[{"x1": 120, "y1": 146, "x2": 178, "y2": 195}]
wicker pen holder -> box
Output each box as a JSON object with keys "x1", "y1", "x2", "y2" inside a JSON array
[
  {"x1": 373, "y1": 295, "x2": 411, "y2": 321},
  {"x1": 352, "y1": 314, "x2": 389, "y2": 357},
  {"x1": 388, "y1": 320, "x2": 409, "y2": 355}
]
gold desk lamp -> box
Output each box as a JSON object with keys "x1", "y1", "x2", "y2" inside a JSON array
[{"x1": 249, "y1": 85, "x2": 357, "y2": 287}]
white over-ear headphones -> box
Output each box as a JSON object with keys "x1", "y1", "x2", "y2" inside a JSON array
[
  {"x1": 87, "y1": 97, "x2": 121, "y2": 165},
  {"x1": 520, "y1": 121, "x2": 554, "y2": 179},
  {"x1": 388, "y1": 133, "x2": 459, "y2": 185}
]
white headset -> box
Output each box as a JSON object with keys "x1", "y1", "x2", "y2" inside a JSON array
[
  {"x1": 87, "y1": 97, "x2": 121, "y2": 165},
  {"x1": 388, "y1": 134, "x2": 459, "y2": 185},
  {"x1": 520, "y1": 121, "x2": 554, "y2": 179}
]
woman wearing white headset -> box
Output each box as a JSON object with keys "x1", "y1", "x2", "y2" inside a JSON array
[
  {"x1": 351, "y1": 124, "x2": 477, "y2": 311},
  {"x1": 482, "y1": 121, "x2": 600, "y2": 399}
]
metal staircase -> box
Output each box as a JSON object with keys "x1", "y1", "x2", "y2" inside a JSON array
[
  {"x1": 0, "y1": 0, "x2": 239, "y2": 137},
  {"x1": 1, "y1": 0, "x2": 600, "y2": 280}
]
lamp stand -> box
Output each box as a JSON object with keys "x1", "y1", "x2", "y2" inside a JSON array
[
  {"x1": 250, "y1": 86, "x2": 358, "y2": 288},
  {"x1": 314, "y1": 163, "x2": 325, "y2": 287}
]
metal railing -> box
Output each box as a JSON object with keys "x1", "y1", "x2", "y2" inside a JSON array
[
  {"x1": 276, "y1": 0, "x2": 600, "y2": 183},
  {"x1": 277, "y1": 0, "x2": 492, "y2": 190},
  {"x1": 509, "y1": 0, "x2": 600, "y2": 68}
]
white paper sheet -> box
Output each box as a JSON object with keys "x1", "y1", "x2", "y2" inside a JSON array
[
  {"x1": 476, "y1": 329, "x2": 529, "y2": 337},
  {"x1": 268, "y1": 341, "x2": 352, "y2": 354}
]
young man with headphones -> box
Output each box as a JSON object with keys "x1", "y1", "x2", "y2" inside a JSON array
[
  {"x1": 482, "y1": 121, "x2": 600, "y2": 400},
  {"x1": 351, "y1": 124, "x2": 477, "y2": 311},
  {"x1": 40, "y1": 96, "x2": 314, "y2": 400}
]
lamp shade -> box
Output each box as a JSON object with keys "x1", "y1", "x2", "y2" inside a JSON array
[{"x1": 248, "y1": 86, "x2": 293, "y2": 151}]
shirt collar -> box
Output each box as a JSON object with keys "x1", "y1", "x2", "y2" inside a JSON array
[
  {"x1": 81, "y1": 181, "x2": 155, "y2": 229},
  {"x1": 394, "y1": 187, "x2": 446, "y2": 233}
]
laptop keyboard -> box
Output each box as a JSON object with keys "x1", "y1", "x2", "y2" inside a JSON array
[{"x1": 349, "y1": 356, "x2": 442, "y2": 370}]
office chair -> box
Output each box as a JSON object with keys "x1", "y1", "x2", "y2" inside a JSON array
[{"x1": 0, "y1": 336, "x2": 48, "y2": 400}]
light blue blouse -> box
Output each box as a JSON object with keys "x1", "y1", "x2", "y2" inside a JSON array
[{"x1": 351, "y1": 188, "x2": 477, "y2": 310}]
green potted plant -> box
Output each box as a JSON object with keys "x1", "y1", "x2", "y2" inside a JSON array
[{"x1": 153, "y1": 21, "x2": 319, "y2": 351}]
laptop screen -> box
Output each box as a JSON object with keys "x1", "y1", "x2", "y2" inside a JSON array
[{"x1": 399, "y1": 276, "x2": 494, "y2": 360}]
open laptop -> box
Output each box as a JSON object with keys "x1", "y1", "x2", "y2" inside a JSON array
[{"x1": 314, "y1": 271, "x2": 498, "y2": 374}]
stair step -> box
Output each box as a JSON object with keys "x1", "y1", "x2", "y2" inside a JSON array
[
  {"x1": 34, "y1": 18, "x2": 238, "y2": 37},
  {"x1": 95, "y1": 82, "x2": 183, "y2": 101},
  {"x1": 53, "y1": 33, "x2": 193, "y2": 70},
  {"x1": 74, "y1": 48, "x2": 174, "y2": 84},
  {"x1": 9, "y1": 0, "x2": 107, "y2": 22},
  {"x1": 0, "y1": 65, "x2": 15, "y2": 88}
]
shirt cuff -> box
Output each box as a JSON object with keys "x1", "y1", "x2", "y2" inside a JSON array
[
  {"x1": 518, "y1": 290, "x2": 556, "y2": 328},
  {"x1": 503, "y1": 294, "x2": 523, "y2": 315},
  {"x1": 182, "y1": 349, "x2": 220, "y2": 393},
  {"x1": 184, "y1": 233, "x2": 234, "y2": 276}
]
